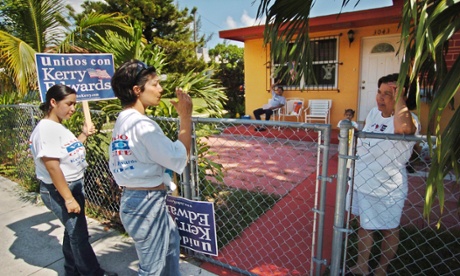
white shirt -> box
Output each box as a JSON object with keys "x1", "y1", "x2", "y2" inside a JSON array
[
  {"x1": 267, "y1": 90, "x2": 286, "y2": 109},
  {"x1": 352, "y1": 107, "x2": 420, "y2": 198},
  {"x1": 109, "y1": 109, "x2": 188, "y2": 188},
  {"x1": 29, "y1": 119, "x2": 87, "y2": 184}
]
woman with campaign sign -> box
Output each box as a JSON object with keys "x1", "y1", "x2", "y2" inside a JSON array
[
  {"x1": 109, "y1": 60, "x2": 193, "y2": 275},
  {"x1": 29, "y1": 84, "x2": 117, "y2": 276}
]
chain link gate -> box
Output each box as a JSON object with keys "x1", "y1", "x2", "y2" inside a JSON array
[{"x1": 182, "y1": 118, "x2": 335, "y2": 275}]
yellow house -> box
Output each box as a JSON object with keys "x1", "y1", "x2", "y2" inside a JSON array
[{"x1": 219, "y1": 0, "x2": 460, "y2": 134}]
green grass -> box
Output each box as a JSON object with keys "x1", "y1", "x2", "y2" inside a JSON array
[
  {"x1": 345, "y1": 221, "x2": 460, "y2": 275},
  {"x1": 209, "y1": 185, "x2": 280, "y2": 248}
]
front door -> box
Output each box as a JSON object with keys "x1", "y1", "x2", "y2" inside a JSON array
[{"x1": 358, "y1": 35, "x2": 402, "y2": 122}]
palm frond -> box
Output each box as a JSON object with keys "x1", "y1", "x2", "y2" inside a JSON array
[
  {"x1": 86, "y1": 30, "x2": 137, "y2": 64},
  {"x1": 58, "y1": 12, "x2": 132, "y2": 53},
  {"x1": 21, "y1": 0, "x2": 68, "y2": 51},
  {"x1": 424, "y1": 56, "x2": 460, "y2": 219},
  {"x1": 398, "y1": 0, "x2": 460, "y2": 222},
  {"x1": 257, "y1": 0, "x2": 315, "y2": 84},
  {"x1": 162, "y1": 70, "x2": 228, "y2": 118},
  {"x1": 0, "y1": 31, "x2": 37, "y2": 94}
]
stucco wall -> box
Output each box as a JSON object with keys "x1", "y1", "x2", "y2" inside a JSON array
[{"x1": 242, "y1": 23, "x2": 457, "y2": 134}]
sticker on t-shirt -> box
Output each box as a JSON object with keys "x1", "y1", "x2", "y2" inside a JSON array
[
  {"x1": 111, "y1": 135, "x2": 132, "y2": 156},
  {"x1": 371, "y1": 123, "x2": 388, "y2": 132}
]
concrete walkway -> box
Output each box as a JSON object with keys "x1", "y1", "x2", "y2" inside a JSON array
[{"x1": 0, "y1": 176, "x2": 216, "y2": 276}]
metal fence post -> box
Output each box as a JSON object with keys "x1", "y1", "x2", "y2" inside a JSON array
[
  {"x1": 189, "y1": 120, "x2": 200, "y2": 201},
  {"x1": 313, "y1": 125, "x2": 332, "y2": 276},
  {"x1": 330, "y1": 120, "x2": 353, "y2": 275},
  {"x1": 181, "y1": 120, "x2": 194, "y2": 200}
]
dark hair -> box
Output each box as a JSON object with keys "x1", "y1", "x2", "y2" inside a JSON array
[
  {"x1": 378, "y1": 73, "x2": 413, "y2": 109},
  {"x1": 344, "y1": 109, "x2": 355, "y2": 116},
  {"x1": 378, "y1": 73, "x2": 410, "y2": 95},
  {"x1": 111, "y1": 60, "x2": 157, "y2": 107},
  {"x1": 39, "y1": 84, "x2": 77, "y2": 114}
]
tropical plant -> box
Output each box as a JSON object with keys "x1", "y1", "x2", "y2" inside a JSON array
[
  {"x1": 398, "y1": 0, "x2": 460, "y2": 221},
  {"x1": 77, "y1": 0, "x2": 207, "y2": 75},
  {"x1": 0, "y1": 0, "x2": 130, "y2": 95},
  {"x1": 83, "y1": 20, "x2": 149, "y2": 65},
  {"x1": 160, "y1": 70, "x2": 228, "y2": 118},
  {"x1": 209, "y1": 43, "x2": 245, "y2": 118},
  {"x1": 255, "y1": 0, "x2": 460, "y2": 220}
]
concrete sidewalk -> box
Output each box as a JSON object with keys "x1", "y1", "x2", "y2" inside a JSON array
[{"x1": 0, "y1": 176, "x2": 217, "y2": 276}]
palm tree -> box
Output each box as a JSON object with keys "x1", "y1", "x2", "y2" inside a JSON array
[
  {"x1": 256, "y1": 0, "x2": 460, "y2": 218},
  {"x1": 0, "y1": 0, "x2": 131, "y2": 95}
]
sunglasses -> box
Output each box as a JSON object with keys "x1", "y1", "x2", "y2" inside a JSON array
[{"x1": 135, "y1": 61, "x2": 156, "y2": 82}]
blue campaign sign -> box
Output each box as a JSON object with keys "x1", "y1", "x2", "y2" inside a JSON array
[
  {"x1": 166, "y1": 195, "x2": 218, "y2": 256},
  {"x1": 35, "y1": 53, "x2": 115, "y2": 102}
]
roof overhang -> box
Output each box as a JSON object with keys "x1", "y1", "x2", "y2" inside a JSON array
[{"x1": 219, "y1": 1, "x2": 403, "y2": 42}]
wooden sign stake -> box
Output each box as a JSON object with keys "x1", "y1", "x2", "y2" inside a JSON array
[{"x1": 82, "y1": 101, "x2": 92, "y2": 127}]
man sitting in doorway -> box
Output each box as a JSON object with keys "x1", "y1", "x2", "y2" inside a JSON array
[{"x1": 253, "y1": 81, "x2": 286, "y2": 131}]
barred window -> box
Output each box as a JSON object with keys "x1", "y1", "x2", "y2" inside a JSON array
[{"x1": 273, "y1": 36, "x2": 339, "y2": 90}]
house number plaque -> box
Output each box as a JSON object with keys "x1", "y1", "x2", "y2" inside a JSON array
[{"x1": 373, "y1": 28, "x2": 391, "y2": 35}]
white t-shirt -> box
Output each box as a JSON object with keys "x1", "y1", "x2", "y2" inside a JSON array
[
  {"x1": 109, "y1": 109, "x2": 188, "y2": 188},
  {"x1": 265, "y1": 89, "x2": 286, "y2": 109},
  {"x1": 29, "y1": 119, "x2": 87, "y2": 184},
  {"x1": 352, "y1": 107, "x2": 420, "y2": 198}
]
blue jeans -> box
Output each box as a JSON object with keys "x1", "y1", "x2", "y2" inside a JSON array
[
  {"x1": 40, "y1": 179, "x2": 104, "y2": 276},
  {"x1": 120, "y1": 189, "x2": 180, "y2": 276}
]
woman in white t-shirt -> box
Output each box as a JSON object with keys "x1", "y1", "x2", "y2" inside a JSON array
[
  {"x1": 346, "y1": 74, "x2": 419, "y2": 276},
  {"x1": 109, "y1": 60, "x2": 192, "y2": 275},
  {"x1": 29, "y1": 84, "x2": 116, "y2": 276}
]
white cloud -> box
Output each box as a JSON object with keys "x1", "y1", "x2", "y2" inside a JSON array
[
  {"x1": 241, "y1": 10, "x2": 257, "y2": 26},
  {"x1": 66, "y1": 0, "x2": 86, "y2": 13},
  {"x1": 226, "y1": 10, "x2": 263, "y2": 30},
  {"x1": 66, "y1": 0, "x2": 106, "y2": 13},
  {"x1": 226, "y1": 16, "x2": 238, "y2": 29}
]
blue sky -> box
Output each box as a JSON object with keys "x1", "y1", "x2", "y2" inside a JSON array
[
  {"x1": 67, "y1": 0, "x2": 393, "y2": 48},
  {"x1": 176, "y1": 0, "x2": 393, "y2": 48}
]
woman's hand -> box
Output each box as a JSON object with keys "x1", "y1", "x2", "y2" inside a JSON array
[
  {"x1": 171, "y1": 88, "x2": 193, "y2": 118},
  {"x1": 65, "y1": 197, "x2": 81, "y2": 214},
  {"x1": 82, "y1": 121, "x2": 96, "y2": 137},
  {"x1": 171, "y1": 88, "x2": 193, "y2": 156},
  {"x1": 79, "y1": 121, "x2": 96, "y2": 142}
]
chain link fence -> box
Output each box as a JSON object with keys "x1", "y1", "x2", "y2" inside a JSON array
[
  {"x1": 1, "y1": 105, "x2": 459, "y2": 275},
  {"x1": 0, "y1": 104, "x2": 124, "y2": 224},
  {"x1": 330, "y1": 123, "x2": 460, "y2": 276}
]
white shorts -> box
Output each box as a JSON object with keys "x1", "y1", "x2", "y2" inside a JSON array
[{"x1": 346, "y1": 188, "x2": 406, "y2": 230}]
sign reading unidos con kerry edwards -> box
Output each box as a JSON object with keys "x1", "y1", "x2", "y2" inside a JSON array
[{"x1": 35, "y1": 53, "x2": 115, "y2": 102}]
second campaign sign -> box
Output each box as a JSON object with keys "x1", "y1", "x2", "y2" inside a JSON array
[
  {"x1": 35, "y1": 53, "x2": 115, "y2": 102},
  {"x1": 166, "y1": 196, "x2": 218, "y2": 256}
]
